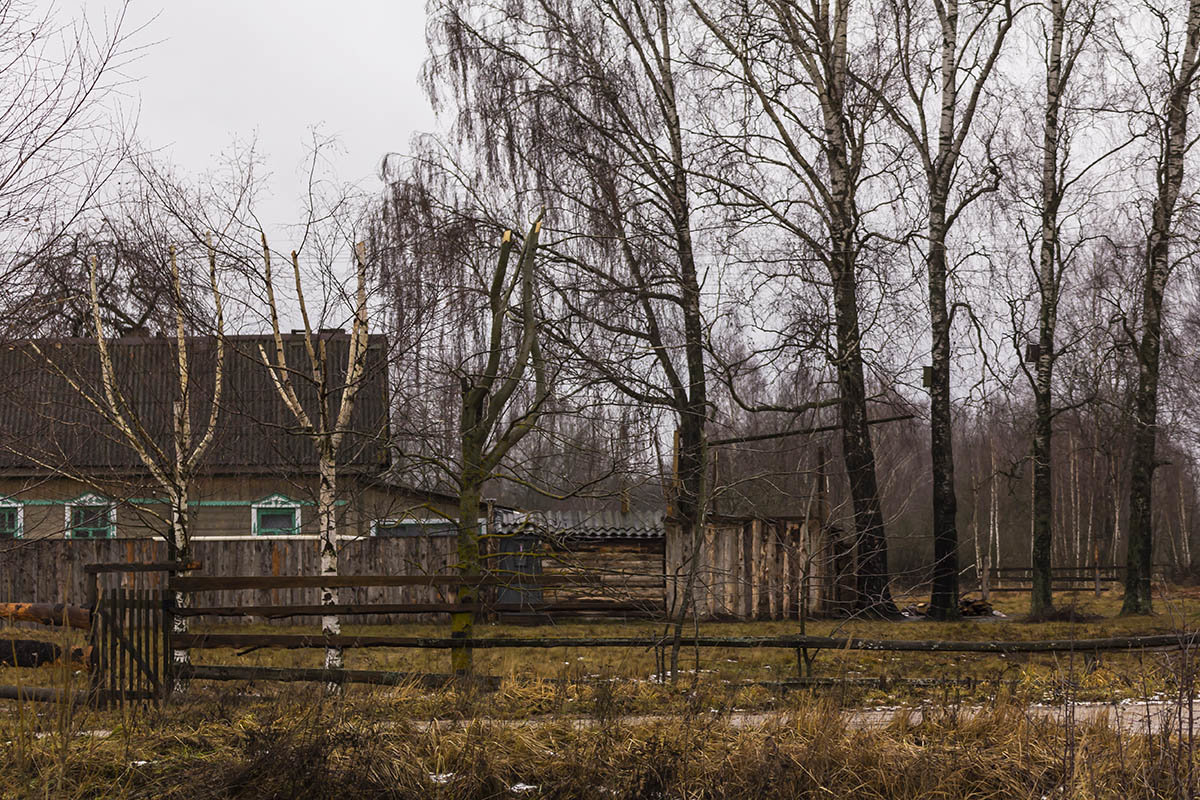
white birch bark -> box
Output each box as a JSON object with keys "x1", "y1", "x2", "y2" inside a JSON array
[{"x1": 258, "y1": 238, "x2": 370, "y2": 688}]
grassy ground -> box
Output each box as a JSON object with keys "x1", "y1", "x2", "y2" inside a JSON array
[
  {"x1": 179, "y1": 585, "x2": 1200, "y2": 707},
  {"x1": 3, "y1": 685, "x2": 1200, "y2": 798},
  {"x1": 4, "y1": 585, "x2": 1200, "y2": 707},
  {"x1": 2, "y1": 586, "x2": 1200, "y2": 797}
]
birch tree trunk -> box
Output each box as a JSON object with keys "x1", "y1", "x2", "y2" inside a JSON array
[
  {"x1": 1108, "y1": 452, "x2": 1120, "y2": 564},
  {"x1": 1123, "y1": 0, "x2": 1200, "y2": 615},
  {"x1": 169, "y1": 487, "x2": 191, "y2": 692},
  {"x1": 927, "y1": 203, "x2": 959, "y2": 619},
  {"x1": 990, "y1": 441, "x2": 1000, "y2": 573},
  {"x1": 452, "y1": 395, "x2": 484, "y2": 675},
  {"x1": 1180, "y1": 469, "x2": 1192, "y2": 569},
  {"x1": 318, "y1": 457, "x2": 342, "y2": 673},
  {"x1": 1030, "y1": 0, "x2": 1066, "y2": 617},
  {"x1": 258, "y1": 238, "x2": 370, "y2": 683},
  {"x1": 1085, "y1": 425, "x2": 1097, "y2": 578},
  {"x1": 667, "y1": 76, "x2": 711, "y2": 673}
]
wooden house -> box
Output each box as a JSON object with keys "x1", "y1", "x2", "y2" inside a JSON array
[
  {"x1": 0, "y1": 332, "x2": 459, "y2": 542},
  {"x1": 0, "y1": 331, "x2": 470, "y2": 615}
]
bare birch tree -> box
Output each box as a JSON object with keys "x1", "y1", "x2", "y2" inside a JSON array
[
  {"x1": 452, "y1": 218, "x2": 548, "y2": 675},
  {"x1": 998, "y1": 0, "x2": 1110, "y2": 617},
  {"x1": 1114, "y1": 0, "x2": 1200, "y2": 614},
  {"x1": 692, "y1": 0, "x2": 903, "y2": 614},
  {"x1": 30, "y1": 240, "x2": 225, "y2": 687},
  {"x1": 368, "y1": 157, "x2": 551, "y2": 675},
  {"x1": 424, "y1": 0, "x2": 716, "y2": 675},
  {"x1": 257, "y1": 238, "x2": 371, "y2": 674},
  {"x1": 870, "y1": 0, "x2": 1018, "y2": 618}
]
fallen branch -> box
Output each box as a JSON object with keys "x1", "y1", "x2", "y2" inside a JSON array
[{"x1": 0, "y1": 603, "x2": 90, "y2": 630}]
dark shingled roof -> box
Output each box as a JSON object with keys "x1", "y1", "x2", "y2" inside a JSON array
[
  {"x1": 496, "y1": 509, "x2": 665, "y2": 540},
  {"x1": 0, "y1": 333, "x2": 390, "y2": 475}
]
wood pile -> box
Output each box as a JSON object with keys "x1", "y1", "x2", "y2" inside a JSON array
[{"x1": 901, "y1": 597, "x2": 996, "y2": 618}]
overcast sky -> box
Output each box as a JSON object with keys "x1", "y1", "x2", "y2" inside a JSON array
[{"x1": 56, "y1": 0, "x2": 434, "y2": 244}]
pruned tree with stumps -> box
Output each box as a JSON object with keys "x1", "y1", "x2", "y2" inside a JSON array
[
  {"x1": 30, "y1": 239, "x2": 225, "y2": 691},
  {"x1": 257, "y1": 236, "x2": 371, "y2": 681}
]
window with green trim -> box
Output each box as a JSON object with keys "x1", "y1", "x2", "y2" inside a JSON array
[
  {"x1": 0, "y1": 506, "x2": 20, "y2": 538},
  {"x1": 255, "y1": 507, "x2": 298, "y2": 535},
  {"x1": 70, "y1": 504, "x2": 114, "y2": 539}
]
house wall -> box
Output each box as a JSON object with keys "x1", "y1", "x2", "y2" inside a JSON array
[{"x1": 0, "y1": 475, "x2": 455, "y2": 540}]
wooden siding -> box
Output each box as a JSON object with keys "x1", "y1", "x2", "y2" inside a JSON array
[
  {"x1": 665, "y1": 518, "x2": 853, "y2": 619},
  {"x1": 540, "y1": 539, "x2": 665, "y2": 606},
  {"x1": 0, "y1": 535, "x2": 458, "y2": 624},
  {"x1": 0, "y1": 476, "x2": 452, "y2": 540}
]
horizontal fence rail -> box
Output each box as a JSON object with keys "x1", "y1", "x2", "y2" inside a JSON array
[
  {"x1": 176, "y1": 599, "x2": 662, "y2": 619},
  {"x1": 177, "y1": 664, "x2": 495, "y2": 690},
  {"x1": 171, "y1": 631, "x2": 1200, "y2": 655},
  {"x1": 168, "y1": 574, "x2": 667, "y2": 591},
  {"x1": 157, "y1": 571, "x2": 1200, "y2": 693}
]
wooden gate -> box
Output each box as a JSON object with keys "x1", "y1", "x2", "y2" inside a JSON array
[{"x1": 85, "y1": 563, "x2": 178, "y2": 708}]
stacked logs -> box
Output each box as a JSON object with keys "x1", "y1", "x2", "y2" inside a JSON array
[{"x1": 0, "y1": 603, "x2": 92, "y2": 668}]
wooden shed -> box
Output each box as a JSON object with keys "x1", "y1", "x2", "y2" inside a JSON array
[
  {"x1": 493, "y1": 510, "x2": 666, "y2": 615},
  {"x1": 664, "y1": 513, "x2": 853, "y2": 620}
]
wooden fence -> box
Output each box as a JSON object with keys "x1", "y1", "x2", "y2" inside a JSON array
[
  {"x1": 2, "y1": 525, "x2": 865, "y2": 624},
  {"x1": 0, "y1": 536, "x2": 458, "y2": 623},
  {"x1": 665, "y1": 518, "x2": 853, "y2": 620},
  {"x1": 986, "y1": 565, "x2": 1170, "y2": 593},
  {"x1": 6, "y1": 560, "x2": 1200, "y2": 703},
  {"x1": 166, "y1": 572, "x2": 1200, "y2": 689}
]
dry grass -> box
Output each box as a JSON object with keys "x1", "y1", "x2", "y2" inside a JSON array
[
  {"x1": 2, "y1": 586, "x2": 1200, "y2": 797},
  {"x1": 3, "y1": 684, "x2": 1200, "y2": 799},
  {"x1": 3, "y1": 585, "x2": 1200, "y2": 703}
]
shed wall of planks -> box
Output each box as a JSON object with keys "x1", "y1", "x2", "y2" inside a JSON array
[{"x1": 664, "y1": 518, "x2": 852, "y2": 620}]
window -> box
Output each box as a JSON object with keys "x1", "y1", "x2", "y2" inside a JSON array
[
  {"x1": 65, "y1": 495, "x2": 115, "y2": 539},
  {"x1": 251, "y1": 494, "x2": 301, "y2": 535},
  {"x1": 372, "y1": 518, "x2": 457, "y2": 537},
  {"x1": 256, "y1": 507, "x2": 298, "y2": 535},
  {"x1": 0, "y1": 503, "x2": 21, "y2": 538}
]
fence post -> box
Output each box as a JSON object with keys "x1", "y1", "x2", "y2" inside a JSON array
[
  {"x1": 86, "y1": 584, "x2": 102, "y2": 709},
  {"x1": 164, "y1": 570, "x2": 178, "y2": 699}
]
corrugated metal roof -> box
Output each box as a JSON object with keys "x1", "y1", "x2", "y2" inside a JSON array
[
  {"x1": 496, "y1": 509, "x2": 664, "y2": 540},
  {"x1": 0, "y1": 333, "x2": 390, "y2": 474}
]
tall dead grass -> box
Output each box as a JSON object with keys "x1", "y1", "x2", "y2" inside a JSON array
[{"x1": 1, "y1": 683, "x2": 1198, "y2": 799}]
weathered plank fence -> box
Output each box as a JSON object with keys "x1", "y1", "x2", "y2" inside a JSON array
[
  {"x1": 1, "y1": 525, "x2": 862, "y2": 623},
  {"x1": 165, "y1": 572, "x2": 1200, "y2": 690},
  {"x1": 0, "y1": 536, "x2": 458, "y2": 623},
  {"x1": 987, "y1": 565, "x2": 1170, "y2": 593},
  {"x1": 665, "y1": 517, "x2": 854, "y2": 620}
]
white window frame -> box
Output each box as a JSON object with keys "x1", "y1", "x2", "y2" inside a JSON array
[
  {"x1": 370, "y1": 517, "x2": 460, "y2": 538},
  {"x1": 251, "y1": 494, "x2": 302, "y2": 536},
  {"x1": 64, "y1": 493, "x2": 116, "y2": 539},
  {"x1": 0, "y1": 496, "x2": 23, "y2": 538}
]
